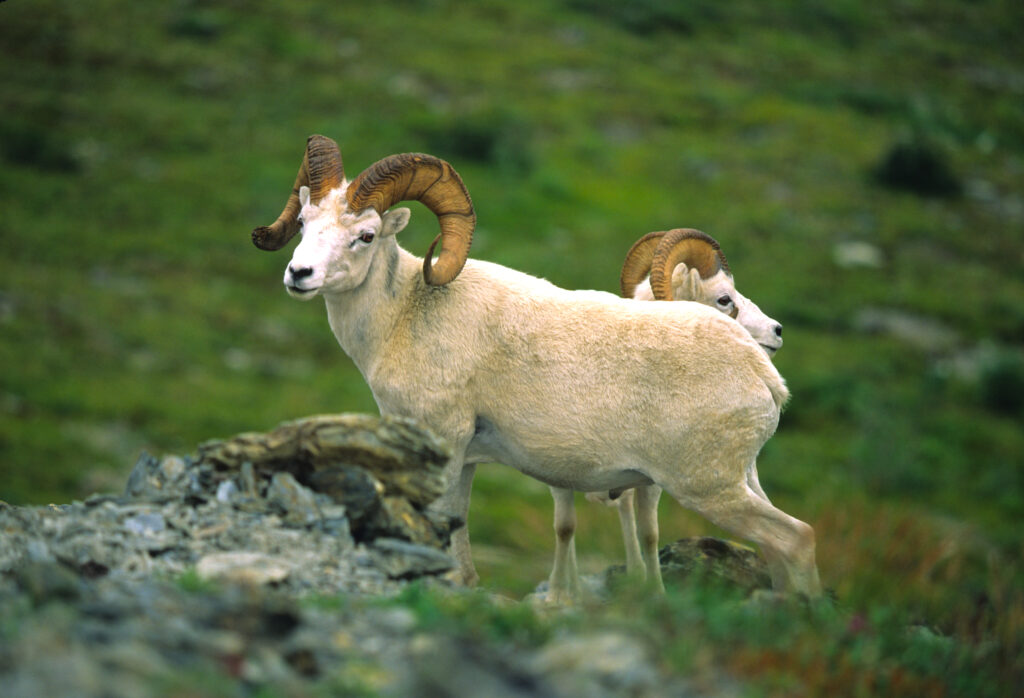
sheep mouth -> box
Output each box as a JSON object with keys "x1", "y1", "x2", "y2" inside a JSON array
[
  {"x1": 759, "y1": 344, "x2": 779, "y2": 356},
  {"x1": 286, "y1": 284, "x2": 321, "y2": 299}
]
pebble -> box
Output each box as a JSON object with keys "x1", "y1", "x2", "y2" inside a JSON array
[{"x1": 196, "y1": 551, "x2": 292, "y2": 586}]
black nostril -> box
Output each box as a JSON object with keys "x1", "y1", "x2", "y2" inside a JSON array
[
  {"x1": 289, "y1": 265, "x2": 313, "y2": 280},
  {"x1": 774, "y1": 324, "x2": 783, "y2": 337}
]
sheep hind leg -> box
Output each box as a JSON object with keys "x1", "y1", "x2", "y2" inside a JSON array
[
  {"x1": 741, "y1": 461, "x2": 794, "y2": 589},
  {"x1": 613, "y1": 489, "x2": 644, "y2": 577},
  {"x1": 665, "y1": 475, "x2": 821, "y2": 598},
  {"x1": 745, "y1": 461, "x2": 771, "y2": 503},
  {"x1": 547, "y1": 486, "x2": 582, "y2": 604},
  {"x1": 634, "y1": 485, "x2": 665, "y2": 593}
]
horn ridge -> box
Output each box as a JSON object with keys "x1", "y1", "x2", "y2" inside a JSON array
[
  {"x1": 619, "y1": 231, "x2": 667, "y2": 298},
  {"x1": 251, "y1": 134, "x2": 344, "y2": 251},
  {"x1": 663, "y1": 228, "x2": 731, "y2": 275},
  {"x1": 648, "y1": 228, "x2": 730, "y2": 301},
  {"x1": 347, "y1": 153, "x2": 475, "y2": 286},
  {"x1": 305, "y1": 135, "x2": 344, "y2": 204}
]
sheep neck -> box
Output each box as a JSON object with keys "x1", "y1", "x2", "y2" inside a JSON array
[{"x1": 321, "y1": 237, "x2": 420, "y2": 374}]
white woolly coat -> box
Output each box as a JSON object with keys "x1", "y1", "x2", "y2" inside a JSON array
[{"x1": 324, "y1": 241, "x2": 788, "y2": 503}]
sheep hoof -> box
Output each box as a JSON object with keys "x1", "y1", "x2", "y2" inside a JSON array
[
  {"x1": 525, "y1": 579, "x2": 584, "y2": 608},
  {"x1": 525, "y1": 589, "x2": 576, "y2": 610}
]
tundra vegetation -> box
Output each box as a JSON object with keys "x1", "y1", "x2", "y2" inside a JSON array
[{"x1": 1, "y1": 0, "x2": 1022, "y2": 694}]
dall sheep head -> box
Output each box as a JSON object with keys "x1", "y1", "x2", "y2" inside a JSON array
[
  {"x1": 252, "y1": 135, "x2": 475, "y2": 299},
  {"x1": 620, "y1": 228, "x2": 783, "y2": 355}
]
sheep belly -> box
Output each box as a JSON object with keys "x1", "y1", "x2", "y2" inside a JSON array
[{"x1": 466, "y1": 415, "x2": 655, "y2": 491}]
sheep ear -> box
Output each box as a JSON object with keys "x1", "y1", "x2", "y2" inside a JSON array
[
  {"x1": 299, "y1": 186, "x2": 311, "y2": 208},
  {"x1": 684, "y1": 268, "x2": 703, "y2": 301},
  {"x1": 380, "y1": 207, "x2": 411, "y2": 238},
  {"x1": 671, "y1": 264, "x2": 703, "y2": 301}
]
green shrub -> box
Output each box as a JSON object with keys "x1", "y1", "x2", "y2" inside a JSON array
[
  {"x1": 410, "y1": 108, "x2": 534, "y2": 175},
  {"x1": 872, "y1": 137, "x2": 961, "y2": 197},
  {"x1": 0, "y1": 117, "x2": 79, "y2": 173},
  {"x1": 978, "y1": 349, "x2": 1024, "y2": 416},
  {"x1": 566, "y1": 0, "x2": 722, "y2": 35},
  {"x1": 386, "y1": 582, "x2": 552, "y2": 647}
]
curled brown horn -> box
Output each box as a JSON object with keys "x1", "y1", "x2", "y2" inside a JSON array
[
  {"x1": 346, "y1": 153, "x2": 475, "y2": 286},
  {"x1": 648, "y1": 229, "x2": 731, "y2": 301},
  {"x1": 619, "y1": 231, "x2": 667, "y2": 298},
  {"x1": 252, "y1": 135, "x2": 344, "y2": 251}
]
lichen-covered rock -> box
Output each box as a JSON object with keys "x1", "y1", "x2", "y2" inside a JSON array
[
  {"x1": 370, "y1": 538, "x2": 456, "y2": 579},
  {"x1": 265, "y1": 472, "x2": 322, "y2": 526},
  {"x1": 193, "y1": 414, "x2": 458, "y2": 544},
  {"x1": 600, "y1": 536, "x2": 772, "y2": 597},
  {"x1": 307, "y1": 464, "x2": 383, "y2": 522},
  {"x1": 122, "y1": 453, "x2": 192, "y2": 503},
  {"x1": 657, "y1": 537, "x2": 771, "y2": 594},
  {"x1": 0, "y1": 414, "x2": 463, "y2": 600},
  {"x1": 197, "y1": 413, "x2": 450, "y2": 508}
]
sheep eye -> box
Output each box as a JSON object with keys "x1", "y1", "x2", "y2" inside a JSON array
[
  {"x1": 717, "y1": 295, "x2": 732, "y2": 306},
  {"x1": 358, "y1": 232, "x2": 375, "y2": 244}
]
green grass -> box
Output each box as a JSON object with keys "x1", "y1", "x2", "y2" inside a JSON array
[
  {"x1": 174, "y1": 567, "x2": 221, "y2": 595},
  {"x1": 383, "y1": 581, "x2": 554, "y2": 648},
  {"x1": 2, "y1": 0, "x2": 1022, "y2": 691},
  {"x1": 367, "y1": 578, "x2": 1018, "y2": 697}
]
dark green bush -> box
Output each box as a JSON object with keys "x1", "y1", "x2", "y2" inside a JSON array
[
  {"x1": 979, "y1": 350, "x2": 1024, "y2": 416},
  {"x1": 872, "y1": 137, "x2": 961, "y2": 197},
  {"x1": 0, "y1": 118, "x2": 79, "y2": 173},
  {"x1": 411, "y1": 109, "x2": 534, "y2": 174},
  {"x1": 566, "y1": 0, "x2": 723, "y2": 35}
]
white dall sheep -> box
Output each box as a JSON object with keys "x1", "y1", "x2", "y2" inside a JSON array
[
  {"x1": 251, "y1": 135, "x2": 822, "y2": 598},
  {"x1": 547, "y1": 229, "x2": 786, "y2": 602},
  {"x1": 621, "y1": 229, "x2": 784, "y2": 355}
]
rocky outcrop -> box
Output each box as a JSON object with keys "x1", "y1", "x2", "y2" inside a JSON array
[
  {"x1": 0, "y1": 413, "x2": 769, "y2": 697},
  {"x1": 2, "y1": 414, "x2": 461, "y2": 599}
]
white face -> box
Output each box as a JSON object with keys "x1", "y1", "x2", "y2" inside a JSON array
[
  {"x1": 282, "y1": 186, "x2": 410, "y2": 300},
  {"x1": 671, "y1": 266, "x2": 784, "y2": 356}
]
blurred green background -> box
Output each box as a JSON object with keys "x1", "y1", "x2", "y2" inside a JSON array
[{"x1": 1, "y1": 0, "x2": 1022, "y2": 635}]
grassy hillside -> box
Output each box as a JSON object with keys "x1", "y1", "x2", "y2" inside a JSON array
[{"x1": 2, "y1": 0, "x2": 1022, "y2": 691}]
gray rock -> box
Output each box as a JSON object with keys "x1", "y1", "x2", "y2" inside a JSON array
[
  {"x1": 215, "y1": 478, "x2": 239, "y2": 503},
  {"x1": 658, "y1": 537, "x2": 771, "y2": 594},
  {"x1": 266, "y1": 472, "x2": 321, "y2": 526},
  {"x1": 239, "y1": 460, "x2": 257, "y2": 496},
  {"x1": 364, "y1": 496, "x2": 450, "y2": 548},
  {"x1": 601, "y1": 537, "x2": 772, "y2": 597},
  {"x1": 13, "y1": 560, "x2": 83, "y2": 604},
  {"x1": 197, "y1": 413, "x2": 451, "y2": 508},
  {"x1": 123, "y1": 453, "x2": 189, "y2": 503},
  {"x1": 307, "y1": 463, "x2": 383, "y2": 524},
  {"x1": 122, "y1": 451, "x2": 160, "y2": 500},
  {"x1": 123, "y1": 512, "x2": 165, "y2": 536},
  {"x1": 196, "y1": 551, "x2": 292, "y2": 586},
  {"x1": 531, "y1": 632, "x2": 660, "y2": 697},
  {"x1": 371, "y1": 538, "x2": 456, "y2": 579},
  {"x1": 402, "y1": 633, "x2": 557, "y2": 698}
]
